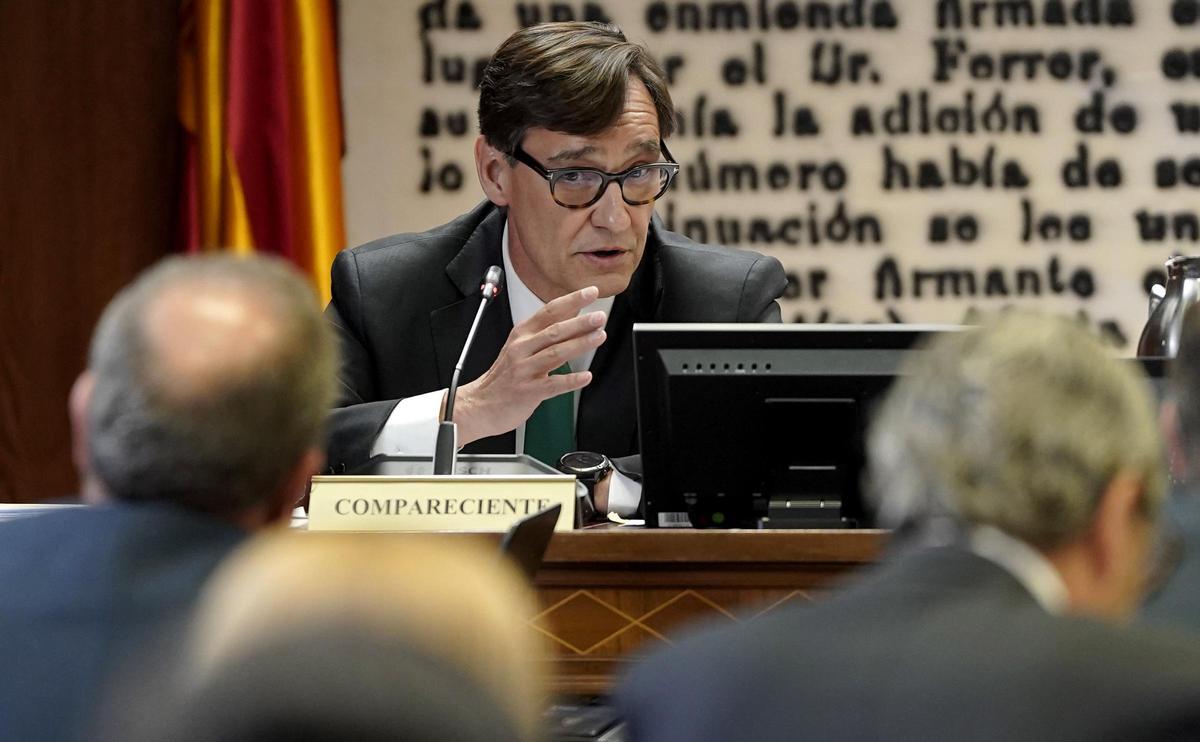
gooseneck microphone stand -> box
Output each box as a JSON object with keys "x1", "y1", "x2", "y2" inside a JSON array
[{"x1": 433, "y1": 265, "x2": 504, "y2": 475}]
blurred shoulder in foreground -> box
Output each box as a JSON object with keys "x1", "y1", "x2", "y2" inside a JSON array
[{"x1": 618, "y1": 312, "x2": 1200, "y2": 742}]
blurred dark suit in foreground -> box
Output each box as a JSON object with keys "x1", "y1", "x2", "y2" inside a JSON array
[{"x1": 618, "y1": 313, "x2": 1200, "y2": 742}]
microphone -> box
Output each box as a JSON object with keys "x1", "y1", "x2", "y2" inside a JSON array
[
  {"x1": 433, "y1": 265, "x2": 504, "y2": 475},
  {"x1": 479, "y1": 265, "x2": 503, "y2": 302}
]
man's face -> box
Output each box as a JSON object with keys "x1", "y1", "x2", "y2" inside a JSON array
[{"x1": 501, "y1": 78, "x2": 662, "y2": 302}]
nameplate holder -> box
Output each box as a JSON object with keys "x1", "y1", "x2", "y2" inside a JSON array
[{"x1": 308, "y1": 455, "x2": 576, "y2": 532}]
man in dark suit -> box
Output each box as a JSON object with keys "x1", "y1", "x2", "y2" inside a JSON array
[
  {"x1": 327, "y1": 22, "x2": 786, "y2": 515},
  {"x1": 617, "y1": 314, "x2": 1200, "y2": 742},
  {"x1": 0, "y1": 255, "x2": 336, "y2": 742},
  {"x1": 1144, "y1": 302, "x2": 1200, "y2": 629}
]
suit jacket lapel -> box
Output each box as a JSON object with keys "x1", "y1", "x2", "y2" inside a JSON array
[
  {"x1": 430, "y1": 205, "x2": 516, "y2": 453},
  {"x1": 577, "y1": 293, "x2": 634, "y2": 454},
  {"x1": 577, "y1": 233, "x2": 663, "y2": 457}
]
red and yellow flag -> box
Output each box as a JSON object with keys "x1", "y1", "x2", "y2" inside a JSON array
[{"x1": 177, "y1": 0, "x2": 345, "y2": 304}]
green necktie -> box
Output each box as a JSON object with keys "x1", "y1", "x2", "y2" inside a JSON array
[{"x1": 524, "y1": 363, "x2": 575, "y2": 467}]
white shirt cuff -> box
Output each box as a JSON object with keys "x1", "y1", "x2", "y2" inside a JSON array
[
  {"x1": 369, "y1": 389, "x2": 446, "y2": 457},
  {"x1": 605, "y1": 469, "x2": 641, "y2": 516}
]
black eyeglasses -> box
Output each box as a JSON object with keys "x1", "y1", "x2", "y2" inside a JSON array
[{"x1": 510, "y1": 141, "x2": 680, "y2": 209}]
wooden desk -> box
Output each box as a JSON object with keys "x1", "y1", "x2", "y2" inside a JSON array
[
  {"x1": 0, "y1": 507, "x2": 882, "y2": 693},
  {"x1": 532, "y1": 528, "x2": 887, "y2": 694}
]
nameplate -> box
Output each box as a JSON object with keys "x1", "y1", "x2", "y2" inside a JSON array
[{"x1": 307, "y1": 475, "x2": 576, "y2": 532}]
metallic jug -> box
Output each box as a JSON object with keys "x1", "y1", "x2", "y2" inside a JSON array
[{"x1": 1137, "y1": 256, "x2": 1200, "y2": 357}]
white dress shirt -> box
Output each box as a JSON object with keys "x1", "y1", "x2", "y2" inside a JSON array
[
  {"x1": 968, "y1": 525, "x2": 1070, "y2": 614},
  {"x1": 369, "y1": 222, "x2": 642, "y2": 515}
]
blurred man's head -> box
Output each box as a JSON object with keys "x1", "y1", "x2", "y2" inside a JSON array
[
  {"x1": 70, "y1": 255, "x2": 336, "y2": 527},
  {"x1": 121, "y1": 534, "x2": 544, "y2": 742},
  {"x1": 474, "y1": 21, "x2": 678, "y2": 302},
  {"x1": 97, "y1": 530, "x2": 544, "y2": 739},
  {"x1": 868, "y1": 313, "x2": 1165, "y2": 620}
]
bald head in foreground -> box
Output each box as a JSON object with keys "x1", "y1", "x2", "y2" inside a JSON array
[
  {"x1": 0, "y1": 255, "x2": 335, "y2": 742},
  {"x1": 104, "y1": 533, "x2": 546, "y2": 742},
  {"x1": 618, "y1": 313, "x2": 1200, "y2": 742}
]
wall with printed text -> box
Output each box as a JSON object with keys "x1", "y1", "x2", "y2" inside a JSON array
[{"x1": 341, "y1": 0, "x2": 1200, "y2": 348}]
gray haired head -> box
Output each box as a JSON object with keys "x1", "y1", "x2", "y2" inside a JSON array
[
  {"x1": 85, "y1": 254, "x2": 336, "y2": 516},
  {"x1": 867, "y1": 312, "x2": 1164, "y2": 548}
]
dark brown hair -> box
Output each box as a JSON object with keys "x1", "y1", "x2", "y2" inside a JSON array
[{"x1": 477, "y1": 22, "x2": 675, "y2": 154}]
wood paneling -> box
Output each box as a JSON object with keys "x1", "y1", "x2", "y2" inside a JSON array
[
  {"x1": 531, "y1": 528, "x2": 887, "y2": 694},
  {"x1": 291, "y1": 526, "x2": 887, "y2": 692},
  {"x1": 0, "y1": 1, "x2": 179, "y2": 501}
]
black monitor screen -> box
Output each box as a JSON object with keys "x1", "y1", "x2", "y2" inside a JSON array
[{"x1": 633, "y1": 323, "x2": 958, "y2": 529}]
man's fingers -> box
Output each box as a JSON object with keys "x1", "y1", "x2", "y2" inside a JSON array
[
  {"x1": 543, "y1": 370, "x2": 592, "y2": 397},
  {"x1": 526, "y1": 330, "x2": 606, "y2": 375},
  {"x1": 524, "y1": 285, "x2": 600, "y2": 331},
  {"x1": 519, "y1": 311, "x2": 606, "y2": 357}
]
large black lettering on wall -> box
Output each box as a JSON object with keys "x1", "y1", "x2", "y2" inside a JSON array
[{"x1": 341, "y1": 0, "x2": 1200, "y2": 348}]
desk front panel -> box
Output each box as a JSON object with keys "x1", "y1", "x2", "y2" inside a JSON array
[{"x1": 532, "y1": 529, "x2": 886, "y2": 694}]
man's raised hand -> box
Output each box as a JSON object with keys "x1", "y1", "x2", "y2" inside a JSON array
[{"x1": 452, "y1": 285, "x2": 605, "y2": 446}]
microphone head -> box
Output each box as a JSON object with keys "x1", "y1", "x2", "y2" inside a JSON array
[{"x1": 481, "y1": 265, "x2": 504, "y2": 299}]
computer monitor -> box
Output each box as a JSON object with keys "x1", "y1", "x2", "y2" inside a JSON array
[{"x1": 633, "y1": 323, "x2": 959, "y2": 529}]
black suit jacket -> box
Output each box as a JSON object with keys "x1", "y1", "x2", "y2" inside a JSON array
[
  {"x1": 326, "y1": 201, "x2": 787, "y2": 473},
  {"x1": 616, "y1": 543, "x2": 1200, "y2": 742},
  {"x1": 0, "y1": 504, "x2": 245, "y2": 742},
  {"x1": 1143, "y1": 490, "x2": 1200, "y2": 631}
]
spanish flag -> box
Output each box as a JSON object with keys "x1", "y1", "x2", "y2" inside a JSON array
[{"x1": 177, "y1": 0, "x2": 345, "y2": 304}]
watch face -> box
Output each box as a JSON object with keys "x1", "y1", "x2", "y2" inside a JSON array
[{"x1": 560, "y1": 451, "x2": 605, "y2": 472}]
